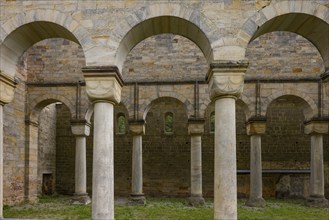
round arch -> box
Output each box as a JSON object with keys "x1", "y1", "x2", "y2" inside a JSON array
[
  {"x1": 0, "y1": 9, "x2": 90, "y2": 78},
  {"x1": 113, "y1": 3, "x2": 217, "y2": 71},
  {"x1": 142, "y1": 96, "x2": 190, "y2": 121},
  {"x1": 29, "y1": 94, "x2": 75, "y2": 123},
  {"x1": 238, "y1": 1, "x2": 329, "y2": 69},
  {"x1": 263, "y1": 91, "x2": 317, "y2": 120}
]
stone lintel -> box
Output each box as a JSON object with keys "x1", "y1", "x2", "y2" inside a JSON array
[
  {"x1": 71, "y1": 119, "x2": 91, "y2": 136},
  {"x1": 207, "y1": 60, "x2": 248, "y2": 101},
  {"x1": 129, "y1": 120, "x2": 145, "y2": 136},
  {"x1": 304, "y1": 120, "x2": 328, "y2": 135},
  {"x1": 188, "y1": 118, "x2": 205, "y2": 135},
  {"x1": 82, "y1": 66, "x2": 122, "y2": 104},
  {"x1": 0, "y1": 71, "x2": 16, "y2": 105},
  {"x1": 246, "y1": 117, "x2": 266, "y2": 136}
]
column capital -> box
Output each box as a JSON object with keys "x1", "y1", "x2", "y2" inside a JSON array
[
  {"x1": 71, "y1": 119, "x2": 91, "y2": 136},
  {"x1": 304, "y1": 119, "x2": 328, "y2": 135},
  {"x1": 0, "y1": 71, "x2": 16, "y2": 105},
  {"x1": 188, "y1": 118, "x2": 205, "y2": 135},
  {"x1": 82, "y1": 66, "x2": 123, "y2": 104},
  {"x1": 129, "y1": 120, "x2": 145, "y2": 136},
  {"x1": 246, "y1": 117, "x2": 266, "y2": 136},
  {"x1": 207, "y1": 60, "x2": 248, "y2": 101}
]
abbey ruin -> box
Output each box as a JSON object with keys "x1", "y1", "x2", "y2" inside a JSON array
[{"x1": 0, "y1": 0, "x2": 329, "y2": 219}]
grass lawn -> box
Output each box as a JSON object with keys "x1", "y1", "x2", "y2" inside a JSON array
[{"x1": 3, "y1": 195, "x2": 329, "y2": 219}]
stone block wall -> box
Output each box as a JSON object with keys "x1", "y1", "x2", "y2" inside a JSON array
[
  {"x1": 55, "y1": 104, "x2": 75, "y2": 195},
  {"x1": 38, "y1": 104, "x2": 57, "y2": 195},
  {"x1": 3, "y1": 53, "x2": 28, "y2": 205}
]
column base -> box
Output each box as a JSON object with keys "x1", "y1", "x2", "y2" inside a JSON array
[
  {"x1": 306, "y1": 196, "x2": 329, "y2": 208},
  {"x1": 245, "y1": 197, "x2": 266, "y2": 207},
  {"x1": 72, "y1": 193, "x2": 91, "y2": 205},
  {"x1": 188, "y1": 195, "x2": 205, "y2": 207},
  {"x1": 129, "y1": 194, "x2": 146, "y2": 205}
]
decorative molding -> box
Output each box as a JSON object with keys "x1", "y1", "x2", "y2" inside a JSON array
[
  {"x1": 0, "y1": 71, "x2": 16, "y2": 105},
  {"x1": 207, "y1": 60, "x2": 248, "y2": 101},
  {"x1": 83, "y1": 67, "x2": 122, "y2": 104},
  {"x1": 71, "y1": 119, "x2": 91, "y2": 136}
]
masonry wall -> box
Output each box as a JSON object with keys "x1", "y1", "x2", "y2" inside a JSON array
[
  {"x1": 3, "y1": 53, "x2": 28, "y2": 205},
  {"x1": 37, "y1": 104, "x2": 57, "y2": 195}
]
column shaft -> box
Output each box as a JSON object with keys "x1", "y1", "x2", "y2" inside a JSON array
[
  {"x1": 214, "y1": 97, "x2": 237, "y2": 220},
  {"x1": 131, "y1": 135, "x2": 143, "y2": 196},
  {"x1": 92, "y1": 102, "x2": 114, "y2": 220},
  {"x1": 75, "y1": 136, "x2": 87, "y2": 195},
  {"x1": 0, "y1": 105, "x2": 3, "y2": 218},
  {"x1": 310, "y1": 135, "x2": 324, "y2": 197},
  {"x1": 191, "y1": 135, "x2": 202, "y2": 196}
]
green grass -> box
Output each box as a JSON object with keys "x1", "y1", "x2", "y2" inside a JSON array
[{"x1": 3, "y1": 195, "x2": 329, "y2": 219}]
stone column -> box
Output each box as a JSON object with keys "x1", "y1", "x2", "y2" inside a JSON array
[
  {"x1": 304, "y1": 120, "x2": 329, "y2": 207},
  {"x1": 129, "y1": 121, "x2": 145, "y2": 204},
  {"x1": 0, "y1": 72, "x2": 16, "y2": 218},
  {"x1": 71, "y1": 120, "x2": 91, "y2": 205},
  {"x1": 208, "y1": 61, "x2": 248, "y2": 220},
  {"x1": 188, "y1": 118, "x2": 205, "y2": 206},
  {"x1": 245, "y1": 120, "x2": 266, "y2": 207},
  {"x1": 83, "y1": 66, "x2": 122, "y2": 220},
  {"x1": 24, "y1": 119, "x2": 39, "y2": 203}
]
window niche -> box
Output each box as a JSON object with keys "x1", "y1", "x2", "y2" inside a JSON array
[
  {"x1": 117, "y1": 113, "x2": 126, "y2": 134},
  {"x1": 164, "y1": 112, "x2": 174, "y2": 134}
]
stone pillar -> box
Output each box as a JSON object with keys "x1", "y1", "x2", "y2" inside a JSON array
[
  {"x1": 129, "y1": 121, "x2": 145, "y2": 204},
  {"x1": 71, "y1": 120, "x2": 91, "y2": 205},
  {"x1": 0, "y1": 72, "x2": 16, "y2": 218},
  {"x1": 24, "y1": 119, "x2": 39, "y2": 203},
  {"x1": 187, "y1": 118, "x2": 205, "y2": 206},
  {"x1": 208, "y1": 61, "x2": 248, "y2": 220},
  {"x1": 304, "y1": 120, "x2": 329, "y2": 207},
  {"x1": 245, "y1": 120, "x2": 266, "y2": 207},
  {"x1": 82, "y1": 66, "x2": 123, "y2": 220}
]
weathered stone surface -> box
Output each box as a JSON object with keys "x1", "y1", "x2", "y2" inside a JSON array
[{"x1": 0, "y1": 72, "x2": 16, "y2": 105}]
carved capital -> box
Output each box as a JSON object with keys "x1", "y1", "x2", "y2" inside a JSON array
[
  {"x1": 71, "y1": 120, "x2": 91, "y2": 136},
  {"x1": 207, "y1": 60, "x2": 248, "y2": 101},
  {"x1": 304, "y1": 120, "x2": 328, "y2": 135},
  {"x1": 246, "y1": 117, "x2": 266, "y2": 135},
  {"x1": 82, "y1": 66, "x2": 123, "y2": 104},
  {"x1": 129, "y1": 120, "x2": 145, "y2": 136},
  {"x1": 246, "y1": 122, "x2": 266, "y2": 136},
  {"x1": 0, "y1": 71, "x2": 16, "y2": 105},
  {"x1": 188, "y1": 118, "x2": 205, "y2": 135}
]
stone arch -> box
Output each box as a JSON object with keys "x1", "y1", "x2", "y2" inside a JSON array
[
  {"x1": 142, "y1": 95, "x2": 190, "y2": 120},
  {"x1": 112, "y1": 3, "x2": 218, "y2": 71},
  {"x1": 0, "y1": 9, "x2": 91, "y2": 78},
  {"x1": 263, "y1": 90, "x2": 317, "y2": 120},
  {"x1": 29, "y1": 94, "x2": 75, "y2": 123},
  {"x1": 237, "y1": 96, "x2": 251, "y2": 122},
  {"x1": 238, "y1": 1, "x2": 329, "y2": 69}
]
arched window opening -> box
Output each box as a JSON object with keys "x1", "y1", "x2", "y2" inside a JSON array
[
  {"x1": 164, "y1": 112, "x2": 174, "y2": 134},
  {"x1": 117, "y1": 113, "x2": 126, "y2": 134},
  {"x1": 210, "y1": 112, "x2": 215, "y2": 133}
]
